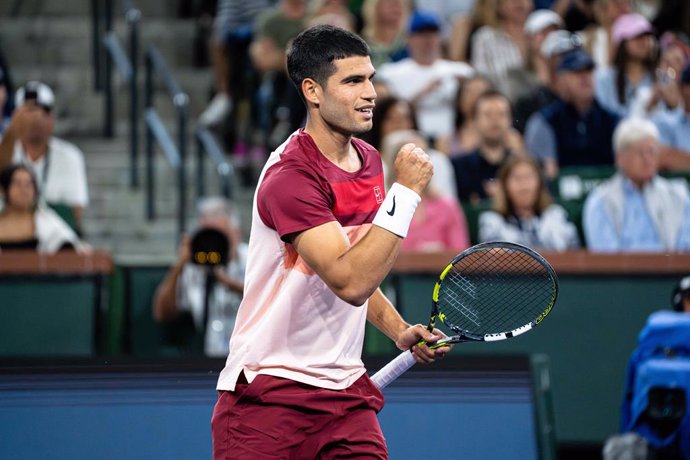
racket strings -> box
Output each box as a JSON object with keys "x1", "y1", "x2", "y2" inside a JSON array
[{"x1": 437, "y1": 247, "x2": 555, "y2": 335}]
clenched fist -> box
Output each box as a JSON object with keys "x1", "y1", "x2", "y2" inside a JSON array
[{"x1": 393, "y1": 143, "x2": 433, "y2": 196}]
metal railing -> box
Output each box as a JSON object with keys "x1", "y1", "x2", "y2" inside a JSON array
[
  {"x1": 144, "y1": 45, "x2": 189, "y2": 237},
  {"x1": 92, "y1": 0, "x2": 238, "y2": 242},
  {"x1": 195, "y1": 128, "x2": 234, "y2": 200},
  {"x1": 93, "y1": 0, "x2": 141, "y2": 188}
]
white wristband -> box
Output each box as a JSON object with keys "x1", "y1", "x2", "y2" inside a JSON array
[{"x1": 372, "y1": 183, "x2": 421, "y2": 238}]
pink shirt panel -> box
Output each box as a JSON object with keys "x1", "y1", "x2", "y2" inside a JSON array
[{"x1": 217, "y1": 131, "x2": 385, "y2": 391}]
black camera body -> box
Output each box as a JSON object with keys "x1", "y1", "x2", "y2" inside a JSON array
[{"x1": 190, "y1": 228, "x2": 230, "y2": 266}]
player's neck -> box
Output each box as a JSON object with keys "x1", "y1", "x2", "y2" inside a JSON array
[{"x1": 304, "y1": 122, "x2": 360, "y2": 171}]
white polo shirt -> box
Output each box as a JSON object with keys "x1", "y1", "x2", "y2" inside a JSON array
[
  {"x1": 378, "y1": 58, "x2": 474, "y2": 139},
  {"x1": 13, "y1": 137, "x2": 89, "y2": 207}
]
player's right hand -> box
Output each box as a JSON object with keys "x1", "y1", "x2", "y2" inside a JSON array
[{"x1": 393, "y1": 143, "x2": 433, "y2": 196}]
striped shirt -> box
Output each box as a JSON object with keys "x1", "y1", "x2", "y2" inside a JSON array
[
  {"x1": 213, "y1": 0, "x2": 276, "y2": 36},
  {"x1": 471, "y1": 25, "x2": 525, "y2": 91}
]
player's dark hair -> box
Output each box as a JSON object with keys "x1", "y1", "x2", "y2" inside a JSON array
[{"x1": 287, "y1": 24, "x2": 370, "y2": 103}]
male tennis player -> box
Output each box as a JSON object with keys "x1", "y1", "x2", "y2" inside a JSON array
[{"x1": 212, "y1": 24, "x2": 450, "y2": 459}]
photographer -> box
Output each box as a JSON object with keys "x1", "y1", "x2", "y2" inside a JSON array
[{"x1": 153, "y1": 197, "x2": 247, "y2": 357}]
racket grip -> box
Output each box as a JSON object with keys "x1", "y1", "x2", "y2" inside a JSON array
[{"x1": 370, "y1": 350, "x2": 417, "y2": 389}]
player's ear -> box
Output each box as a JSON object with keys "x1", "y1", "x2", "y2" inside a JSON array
[{"x1": 302, "y1": 78, "x2": 321, "y2": 106}]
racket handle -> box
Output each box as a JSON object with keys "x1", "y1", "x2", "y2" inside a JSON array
[{"x1": 370, "y1": 350, "x2": 417, "y2": 389}]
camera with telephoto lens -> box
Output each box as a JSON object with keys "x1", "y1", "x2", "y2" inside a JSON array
[{"x1": 190, "y1": 228, "x2": 229, "y2": 266}]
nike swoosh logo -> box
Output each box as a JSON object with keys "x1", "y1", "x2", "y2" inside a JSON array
[{"x1": 386, "y1": 195, "x2": 396, "y2": 216}]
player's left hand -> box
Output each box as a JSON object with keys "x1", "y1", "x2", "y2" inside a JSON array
[{"x1": 396, "y1": 324, "x2": 452, "y2": 364}]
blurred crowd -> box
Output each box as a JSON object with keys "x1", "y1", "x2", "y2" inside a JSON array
[
  {"x1": 196, "y1": 0, "x2": 690, "y2": 255},
  {"x1": 0, "y1": 0, "x2": 689, "y2": 256}
]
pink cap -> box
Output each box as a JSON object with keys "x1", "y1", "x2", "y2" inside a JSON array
[{"x1": 612, "y1": 13, "x2": 653, "y2": 47}]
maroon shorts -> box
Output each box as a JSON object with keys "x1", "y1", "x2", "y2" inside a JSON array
[{"x1": 211, "y1": 372, "x2": 387, "y2": 459}]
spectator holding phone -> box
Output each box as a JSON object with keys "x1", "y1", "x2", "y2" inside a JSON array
[{"x1": 0, "y1": 81, "x2": 89, "y2": 233}]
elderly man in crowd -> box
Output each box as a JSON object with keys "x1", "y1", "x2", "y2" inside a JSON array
[{"x1": 583, "y1": 117, "x2": 690, "y2": 252}]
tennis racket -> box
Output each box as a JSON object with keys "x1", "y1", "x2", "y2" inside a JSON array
[{"x1": 370, "y1": 241, "x2": 559, "y2": 389}]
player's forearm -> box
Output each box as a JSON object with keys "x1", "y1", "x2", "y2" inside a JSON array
[{"x1": 328, "y1": 226, "x2": 402, "y2": 305}]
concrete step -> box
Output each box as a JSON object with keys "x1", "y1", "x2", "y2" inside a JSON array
[
  {"x1": 9, "y1": 64, "x2": 214, "y2": 137},
  {"x1": 0, "y1": 17, "x2": 199, "y2": 67},
  {"x1": 69, "y1": 134, "x2": 258, "y2": 257},
  {"x1": 1, "y1": 0, "x2": 183, "y2": 19}
]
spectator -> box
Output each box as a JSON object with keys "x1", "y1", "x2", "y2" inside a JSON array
[
  {"x1": 0, "y1": 164, "x2": 84, "y2": 253},
  {"x1": 504, "y1": 9, "x2": 564, "y2": 103},
  {"x1": 416, "y1": 0, "x2": 477, "y2": 46},
  {"x1": 452, "y1": 90, "x2": 521, "y2": 204},
  {"x1": 513, "y1": 29, "x2": 582, "y2": 132},
  {"x1": 357, "y1": 96, "x2": 416, "y2": 151},
  {"x1": 583, "y1": 117, "x2": 690, "y2": 252},
  {"x1": 437, "y1": 74, "x2": 493, "y2": 157},
  {"x1": 438, "y1": 75, "x2": 526, "y2": 158},
  {"x1": 525, "y1": 48, "x2": 620, "y2": 179},
  {"x1": 470, "y1": 0, "x2": 534, "y2": 94},
  {"x1": 581, "y1": 0, "x2": 632, "y2": 68},
  {"x1": 0, "y1": 81, "x2": 89, "y2": 233},
  {"x1": 197, "y1": 0, "x2": 275, "y2": 128},
  {"x1": 377, "y1": 10, "x2": 474, "y2": 143},
  {"x1": 382, "y1": 128, "x2": 458, "y2": 200},
  {"x1": 308, "y1": 0, "x2": 356, "y2": 31},
  {"x1": 448, "y1": 0, "x2": 496, "y2": 62},
  {"x1": 640, "y1": 35, "x2": 686, "y2": 116},
  {"x1": 360, "y1": 0, "x2": 412, "y2": 68},
  {"x1": 153, "y1": 197, "x2": 247, "y2": 357},
  {"x1": 382, "y1": 129, "x2": 470, "y2": 252},
  {"x1": 654, "y1": 62, "x2": 690, "y2": 171},
  {"x1": 479, "y1": 155, "x2": 580, "y2": 251},
  {"x1": 595, "y1": 13, "x2": 660, "y2": 117},
  {"x1": 250, "y1": 0, "x2": 309, "y2": 150}
]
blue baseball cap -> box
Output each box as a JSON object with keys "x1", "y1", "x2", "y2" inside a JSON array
[
  {"x1": 409, "y1": 10, "x2": 442, "y2": 34},
  {"x1": 556, "y1": 48, "x2": 595, "y2": 73}
]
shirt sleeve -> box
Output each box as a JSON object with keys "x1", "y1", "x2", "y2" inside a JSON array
[
  {"x1": 524, "y1": 112, "x2": 556, "y2": 162},
  {"x1": 582, "y1": 190, "x2": 620, "y2": 252},
  {"x1": 257, "y1": 165, "x2": 336, "y2": 241}
]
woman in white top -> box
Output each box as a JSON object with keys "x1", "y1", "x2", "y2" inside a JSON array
[
  {"x1": 479, "y1": 155, "x2": 580, "y2": 251},
  {"x1": 0, "y1": 164, "x2": 85, "y2": 253}
]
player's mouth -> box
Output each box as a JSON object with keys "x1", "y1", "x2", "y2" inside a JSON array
[{"x1": 356, "y1": 106, "x2": 374, "y2": 120}]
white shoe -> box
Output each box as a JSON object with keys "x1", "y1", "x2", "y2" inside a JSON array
[{"x1": 198, "y1": 93, "x2": 232, "y2": 127}]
